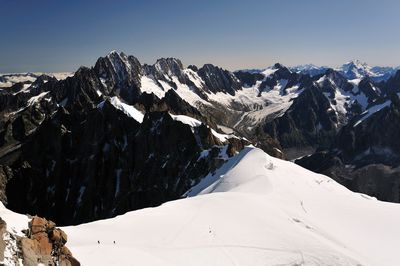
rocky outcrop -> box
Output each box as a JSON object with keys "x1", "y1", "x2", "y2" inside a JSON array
[
  {"x1": 4, "y1": 51, "x2": 369, "y2": 227},
  {"x1": 357, "y1": 78, "x2": 381, "y2": 103},
  {"x1": 144, "y1": 58, "x2": 186, "y2": 83},
  {"x1": 0, "y1": 218, "x2": 6, "y2": 263},
  {"x1": 258, "y1": 64, "x2": 303, "y2": 94},
  {"x1": 20, "y1": 216, "x2": 80, "y2": 266},
  {"x1": 0, "y1": 216, "x2": 79, "y2": 266},
  {"x1": 264, "y1": 85, "x2": 338, "y2": 151},
  {"x1": 296, "y1": 152, "x2": 400, "y2": 203},
  {"x1": 2, "y1": 81, "x2": 244, "y2": 225},
  {"x1": 296, "y1": 94, "x2": 400, "y2": 203},
  {"x1": 197, "y1": 64, "x2": 242, "y2": 95},
  {"x1": 94, "y1": 51, "x2": 142, "y2": 103},
  {"x1": 233, "y1": 71, "x2": 264, "y2": 87},
  {"x1": 379, "y1": 69, "x2": 400, "y2": 96},
  {"x1": 333, "y1": 96, "x2": 400, "y2": 165}
]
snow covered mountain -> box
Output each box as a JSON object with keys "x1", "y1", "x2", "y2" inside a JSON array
[
  {"x1": 2, "y1": 50, "x2": 400, "y2": 229},
  {"x1": 277, "y1": 61, "x2": 398, "y2": 82},
  {"x1": 1, "y1": 51, "x2": 400, "y2": 265},
  {"x1": 1, "y1": 147, "x2": 396, "y2": 265},
  {"x1": 289, "y1": 64, "x2": 329, "y2": 77},
  {"x1": 336, "y1": 60, "x2": 398, "y2": 82},
  {"x1": 1, "y1": 147, "x2": 399, "y2": 265}
]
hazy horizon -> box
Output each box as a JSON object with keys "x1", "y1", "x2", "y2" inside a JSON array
[
  {"x1": 1, "y1": 55, "x2": 398, "y2": 75},
  {"x1": 2, "y1": 0, "x2": 400, "y2": 73}
]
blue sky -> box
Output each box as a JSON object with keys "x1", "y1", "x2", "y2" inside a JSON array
[{"x1": 1, "y1": 0, "x2": 400, "y2": 72}]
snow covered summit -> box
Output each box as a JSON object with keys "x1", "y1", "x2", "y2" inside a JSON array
[
  {"x1": 336, "y1": 60, "x2": 398, "y2": 81},
  {"x1": 57, "y1": 146, "x2": 400, "y2": 266}
]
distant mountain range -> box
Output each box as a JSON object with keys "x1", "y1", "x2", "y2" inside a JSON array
[
  {"x1": 1, "y1": 52, "x2": 400, "y2": 228},
  {"x1": 0, "y1": 72, "x2": 73, "y2": 88},
  {"x1": 1, "y1": 52, "x2": 400, "y2": 265},
  {"x1": 244, "y1": 60, "x2": 400, "y2": 82}
]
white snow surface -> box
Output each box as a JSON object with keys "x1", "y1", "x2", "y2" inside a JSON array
[
  {"x1": 27, "y1": 91, "x2": 50, "y2": 106},
  {"x1": 206, "y1": 78, "x2": 302, "y2": 128},
  {"x1": 354, "y1": 99, "x2": 391, "y2": 127},
  {"x1": 135, "y1": 64, "x2": 303, "y2": 128},
  {"x1": 0, "y1": 203, "x2": 29, "y2": 237},
  {"x1": 169, "y1": 114, "x2": 233, "y2": 142},
  {"x1": 55, "y1": 147, "x2": 400, "y2": 266},
  {"x1": 170, "y1": 113, "x2": 202, "y2": 128},
  {"x1": 108, "y1": 96, "x2": 144, "y2": 123},
  {"x1": 319, "y1": 76, "x2": 369, "y2": 119},
  {"x1": 335, "y1": 60, "x2": 397, "y2": 81}
]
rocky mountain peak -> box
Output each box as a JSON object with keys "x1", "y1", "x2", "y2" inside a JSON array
[
  {"x1": 344, "y1": 59, "x2": 369, "y2": 69},
  {"x1": 93, "y1": 51, "x2": 142, "y2": 103},
  {"x1": 271, "y1": 63, "x2": 293, "y2": 79},
  {"x1": 154, "y1": 58, "x2": 184, "y2": 74},
  {"x1": 187, "y1": 65, "x2": 198, "y2": 72},
  {"x1": 273, "y1": 63, "x2": 286, "y2": 69},
  {"x1": 323, "y1": 68, "x2": 350, "y2": 86},
  {"x1": 197, "y1": 64, "x2": 241, "y2": 95},
  {"x1": 336, "y1": 60, "x2": 396, "y2": 81},
  {"x1": 289, "y1": 64, "x2": 329, "y2": 77}
]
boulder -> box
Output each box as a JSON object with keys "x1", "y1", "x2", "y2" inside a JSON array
[
  {"x1": 226, "y1": 138, "x2": 248, "y2": 157},
  {"x1": 59, "y1": 254, "x2": 81, "y2": 266},
  {"x1": 20, "y1": 238, "x2": 54, "y2": 266},
  {"x1": 60, "y1": 246, "x2": 72, "y2": 256},
  {"x1": 30, "y1": 216, "x2": 47, "y2": 234},
  {"x1": 47, "y1": 220, "x2": 56, "y2": 232},
  {"x1": 49, "y1": 228, "x2": 67, "y2": 245},
  {"x1": 19, "y1": 217, "x2": 79, "y2": 266},
  {"x1": 31, "y1": 232, "x2": 53, "y2": 255}
]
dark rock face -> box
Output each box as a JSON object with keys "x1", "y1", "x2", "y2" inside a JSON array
[
  {"x1": 261, "y1": 68, "x2": 386, "y2": 158},
  {"x1": 197, "y1": 64, "x2": 242, "y2": 95},
  {"x1": 143, "y1": 58, "x2": 210, "y2": 100},
  {"x1": 3, "y1": 96, "x2": 233, "y2": 225},
  {"x1": 358, "y1": 78, "x2": 381, "y2": 103},
  {"x1": 136, "y1": 90, "x2": 217, "y2": 128},
  {"x1": 257, "y1": 64, "x2": 305, "y2": 94},
  {"x1": 234, "y1": 71, "x2": 264, "y2": 87},
  {"x1": 0, "y1": 61, "x2": 249, "y2": 225},
  {"x1": 296, "y1": 95, "x2": 400, "y2": 203},
  {"x1": 380, "y1": 69, "x2": 400, "y2": 95},
  {"x1": 264, "y1": 85, "x2": 338, "y2": 150},
  {"x1": 9, "y1": 50, "x2": 400, "y2": 226},
  {"x1": 0, "y1": 77, "x2": 57, "y2": 115},
  {"x1": 94, "y1": 51, "x2": 142, "y2": 103},
  {"x1": 296, "y1": 153, "x2": 400, "y2": 203},
  {"x1": 323, "y1": 69, "x2": 353, "y2": 92},
  {"x1": 0, "y1": 53, "x2": 291, "y2": 228},
  {"x1": 334, "y1": 98, "x2": 400, "y2": 165},
  {"x1": 144, "y1": 58, "x2": 185, "y2": 82},
  {"x1": 251, "y1": 127, "x2": 285, "y2": 159}
]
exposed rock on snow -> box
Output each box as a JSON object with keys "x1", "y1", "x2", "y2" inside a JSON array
[{"x1": 0, "y1": 212, "x2": 79, "y2": 265}]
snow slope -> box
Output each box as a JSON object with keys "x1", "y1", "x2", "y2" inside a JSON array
[
  {"x1": 109, "y1": 96, "x2": 144, "y2": 123},
  {"x1": 57, "y1": 147, "x2": 400, "y2": 266},
  {"x1": 290, "y1": 64, "x2": 328, "y2": 77}
]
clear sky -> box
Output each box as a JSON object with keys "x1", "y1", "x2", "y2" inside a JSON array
[{"x1": 2, "y1": 0, "x2": 400, "y2": 73}]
